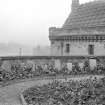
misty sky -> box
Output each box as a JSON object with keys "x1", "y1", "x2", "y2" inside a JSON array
[{"x1": 0, "y1": 0, "x2": 94, "y2": 46}]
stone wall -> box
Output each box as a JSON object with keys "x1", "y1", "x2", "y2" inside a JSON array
[
  {"x1": 0, "y1": 56, "x2": 105, "y2": 71},
  {"x1": 51, "y1": 41, "x2": 105, "y2": 56}
]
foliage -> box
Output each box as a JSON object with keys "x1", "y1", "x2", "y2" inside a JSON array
[{"x1": 23, "y1": 77, "x2": 105, "y2": 105}]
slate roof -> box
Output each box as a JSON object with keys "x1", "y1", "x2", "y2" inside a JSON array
[{"x1": 63, "y1": 0, "x2": 105, "y2": 29}]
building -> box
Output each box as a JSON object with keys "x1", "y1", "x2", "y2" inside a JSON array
[{"x1": 49, "y1": 0, "x2": 105, "y2": 57}]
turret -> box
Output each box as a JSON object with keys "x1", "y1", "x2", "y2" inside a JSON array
[{"x1": 71, "y1": 0, "x2": 79, "y2": 12}]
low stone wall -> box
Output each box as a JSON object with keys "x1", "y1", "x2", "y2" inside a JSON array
[{"x1": 0, "y1": 56, "x2": 104, "y2": 70}]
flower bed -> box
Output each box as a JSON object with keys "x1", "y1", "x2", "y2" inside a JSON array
[{"x1": 22, "y1": 77, "x2": 105, "y2": 105}]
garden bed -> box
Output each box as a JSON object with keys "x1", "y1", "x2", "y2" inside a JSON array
[{"x1": 22, "y1": 77, "x2": 105, "y2": 105}]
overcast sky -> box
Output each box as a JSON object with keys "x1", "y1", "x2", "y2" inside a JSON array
[{"x1": 0, "y1": 0, "x2": 94, "y2": 46}]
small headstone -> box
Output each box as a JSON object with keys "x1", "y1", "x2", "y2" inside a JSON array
[
  {"x1": 67, "y1": 63, "x2": 72, "y2": 71},
  {"x1": 43, "y1": 64, "x2": 48, "y2": 72},
  {"x1": 1, "y1": 61, "x2": 11, "y2": 72},
  {"x1": 89, "y1": 59, "x2": 97, "y2": 70},
  {"x1": 54, "y1": 59, "x2": 61, "y2": 70}
]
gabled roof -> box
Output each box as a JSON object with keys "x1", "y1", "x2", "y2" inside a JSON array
[{"x1": 63, "y1": 0, "x2": 105, "y2": 29}]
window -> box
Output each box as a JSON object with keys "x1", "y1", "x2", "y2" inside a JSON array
[
  {"x1": 66, "y1": 44, "x2": 70, "y2": 53},
  {"x1": 88, "y1": 45, "x2": 94, "y2": 55}
]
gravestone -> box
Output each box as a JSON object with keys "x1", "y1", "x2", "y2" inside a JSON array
[
  {"x1": 67, "y1": 62, "x2": 72, "y2": 71},
  {"x1": 54, "y1": 59, "x2": 61, "y2": 70},
  {"x1": 1, "y1": 60, "x2": 11, "y2": 72},
  {"x1": 79, "y1": 62, "x2": 84, "y2": 69},
  {"x1": 43, "y1": 64, "x2": 48, "y2": 72},
  {"x1": 89, "y1": 59, "x2": 97, "y2": 70}
]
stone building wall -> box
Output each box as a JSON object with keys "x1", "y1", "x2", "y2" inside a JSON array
[
  {"x1": 51, "y1": 41, "x2": 105, "y2": 56},
  {"x1": 51, "y1": 41, "x2": 61, "y2": 56}
]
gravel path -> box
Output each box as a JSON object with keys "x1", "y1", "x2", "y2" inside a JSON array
[{"x1": 0, "y1": 75, "x2": 103, "y2": 105}]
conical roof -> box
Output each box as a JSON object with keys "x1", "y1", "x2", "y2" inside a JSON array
[{"x1": 63, "y1": 0, "x2": 105, "y2": 29}]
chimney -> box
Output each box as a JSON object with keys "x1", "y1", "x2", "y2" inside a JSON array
[{"x1": 71, "y1": 0, "x2": 79, "y2": 12}]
